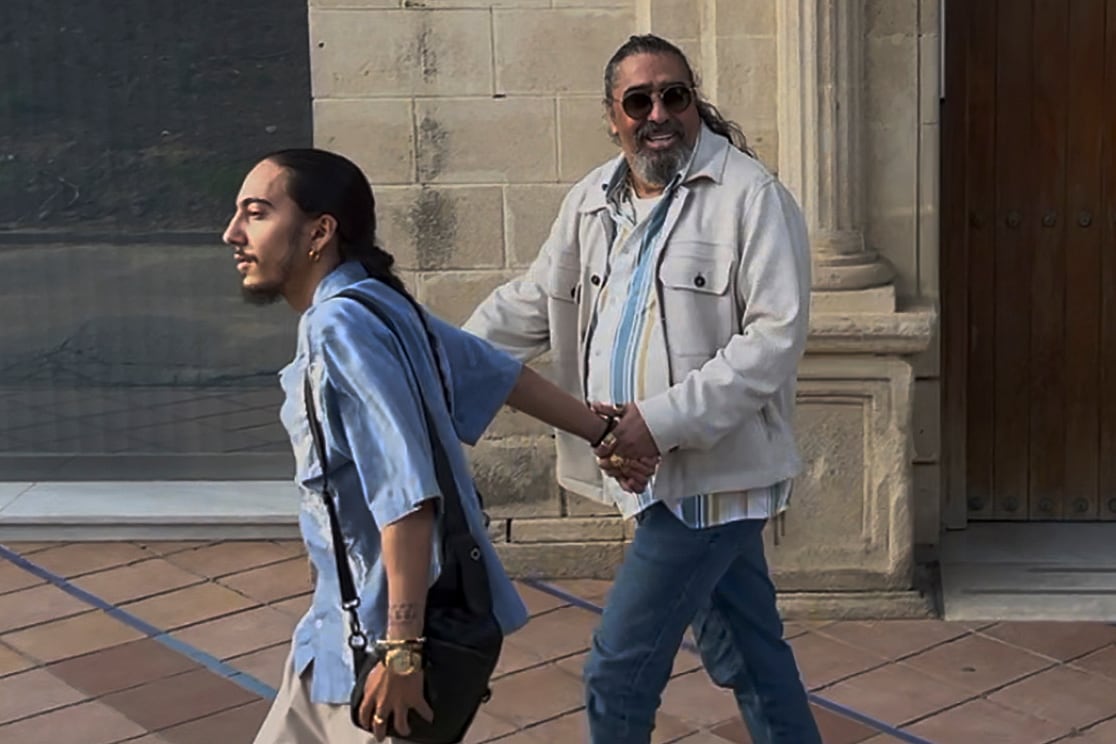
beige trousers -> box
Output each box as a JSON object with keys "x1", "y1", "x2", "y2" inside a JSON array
[{"x1": 253, "y1": 650, "x2": 410, "y2": 744}]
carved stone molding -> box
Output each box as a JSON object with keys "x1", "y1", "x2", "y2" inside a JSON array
[
  {"x1": 777, "y1": 0, "x2": 895, "y2": 294},
  {"x1": 769, "y1": 356, "x2": 916, "y2": 592}
]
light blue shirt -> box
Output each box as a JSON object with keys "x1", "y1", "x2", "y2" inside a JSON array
[{"x1": 278, "y1": 261, "x2": 528, "y2": 704}]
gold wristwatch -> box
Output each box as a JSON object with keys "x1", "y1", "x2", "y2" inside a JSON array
[{"x1": 383, "y1": 647, "x2": 423, "y2": 676}]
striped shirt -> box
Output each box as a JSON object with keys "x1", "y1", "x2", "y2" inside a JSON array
[{"x1": 585, "y1": 160, "x2": 792, "y2": 529}]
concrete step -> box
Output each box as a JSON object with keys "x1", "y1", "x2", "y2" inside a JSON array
[{"x1": 0, "y1": 481, "x2": 299, "y2": 541}]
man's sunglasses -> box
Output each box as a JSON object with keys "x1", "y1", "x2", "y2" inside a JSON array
[{"x1": 619, "y1": 84, "x2": 694, "y2": 119}]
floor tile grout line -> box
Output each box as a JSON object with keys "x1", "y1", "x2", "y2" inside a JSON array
[
  {"x1": 0, "y1": 696, "x2": 104, "y2": 730},
  {"x1": 143, "y1": 697, "x2": 270, "y2": 739},
  {"x1": 810, "y1": 631, "x2": 1101, "y2": 732},
  {"x1": 908, "y1": 657, "x2": 1060, "y2": 707},
  {"x1": 0, "y1": 578, "x2": 48, "y2": 598},
  {"x1": 0, "y1": 542, "x2": 279, "y2": 701},
  {"x1": 853, "y1": 657, "x2": 1075, "y2": 735},
  {"x1": 1080, "y1": 710, "x2": 1116, "y2": 733},
  {"x1": 809, "y1": 639, "x2": 1059, "y2": 698},
  {"x1": 523, "y1": 578, "x2": 938, "y2": 744},
  {"x1": 39, "y1": 547, "x2": 308, "y2": 603},
  {"x1": 225, "y1": 639, "x2": 292, "y2": 664},
  {"x1": 40, "y1": 554, "x2": 311, "y2": 610},
  {"x1": 133, "y1": 540, "x2": 221, "y2": 557},
  {"x1": 25, "y1": 549, "x2": 198, "y2": 581},
  {"x1": 162, "y1": 552, "x2": 311, "y2": 583},
  {"x1": 492, "y1": 648, "x2": 591, "y2": 682},
  {"x1": 772, "y1": 627, "x2": 1111, "y2": 728},
  {"x1": 898, "y1": 683, "x2": 1112, "y2": 744},
  {"x1": 67, "y1": 578, "x2": 213, "y2": 610},
  {"x1": 482, "y1": 704, "x2": 588, "y2": 743},
  {"x1": 0, "y1": 541, "x2": 56, "y2": 555},
  {"x1": 0, "y1": 665, "x2": 263, "y2": 735},
  {"x1": 971, "y1": 626, "x2": 1116, "y2": 666},
  {"x1": 0, "y1": 636, "x2": 36, "y2": 675},
  {"x1": 812, "y1": 625, "x2": 972, "y2": 665}
]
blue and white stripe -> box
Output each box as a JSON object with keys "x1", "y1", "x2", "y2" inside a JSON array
[{"x1": 586, "y1": 164, "x2": 792, "y2": 530}]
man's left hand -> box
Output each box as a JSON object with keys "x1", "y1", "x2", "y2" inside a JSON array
[
  {"x1": 357, "y1": 661, "x2": 433, "y2": 741},
  {"x1": 592, "y1": 402, "x2": 660, "y2": 460}
]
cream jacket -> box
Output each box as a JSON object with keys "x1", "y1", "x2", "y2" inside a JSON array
[{"x1": 464, "y1": 125, "x2": 811, "y2": 505}]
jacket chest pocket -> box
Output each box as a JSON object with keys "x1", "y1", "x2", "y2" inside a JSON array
[
  {"x1": 545, "y1": 258, "x2": 583, "y2": 362},
  {"x1": 657, "y1": 253, "x2": 736, "y2": 357},
  {"x1": 546, "y1": 251, "x2": 582, "y2": 302}
]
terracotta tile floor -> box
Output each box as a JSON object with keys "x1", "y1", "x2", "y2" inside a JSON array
[{"x1": 1, "y1": 540, "x2": 1114, "y2": 743}]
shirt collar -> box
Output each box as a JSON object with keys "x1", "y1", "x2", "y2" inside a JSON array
[
  {"x1": 583, "y1": 123, "x2": 730, "y2": 214},
  {"x1": 310, "y1": 260, "x2": 369, "y2": 307}
]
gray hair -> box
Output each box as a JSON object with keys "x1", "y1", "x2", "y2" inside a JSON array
[{"x1": 603, "y1": 34, "x2": 755, "y2": 157}]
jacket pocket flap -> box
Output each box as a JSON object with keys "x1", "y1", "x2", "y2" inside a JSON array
[
  {"x1": 546, "y1": 260, "x2": 580, "y2": 301},
  {"x1": 658, "y1": 253, "x2": 731, "y2": 295}
]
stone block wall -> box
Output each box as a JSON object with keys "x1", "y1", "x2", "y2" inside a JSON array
[
  {"x1": 309, "y1": 0, "x2": 641, "y2": 577},
  {"x1": 309, "y1": 0, "x2": 943, "y2": 597}
]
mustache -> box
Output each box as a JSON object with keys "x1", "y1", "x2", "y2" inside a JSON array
[{"x1": 636, "y1": 120, "x2": 683, "y2": 140}]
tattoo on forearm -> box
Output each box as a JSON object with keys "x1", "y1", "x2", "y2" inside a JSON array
[{"x1": 387, "y1": 603, "x2": 421, "y2": 631}]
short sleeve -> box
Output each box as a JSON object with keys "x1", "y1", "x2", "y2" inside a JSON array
[
  {"x1": 426, "y1": 313, "x2": 523, "y2": 446},
  {"x1": 311, "y1": 304, "x2": 442, "y2": 529}
]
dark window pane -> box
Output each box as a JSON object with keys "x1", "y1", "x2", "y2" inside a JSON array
[{"x1": 0, "y1": 1, "x2": 311, "y2": 478}]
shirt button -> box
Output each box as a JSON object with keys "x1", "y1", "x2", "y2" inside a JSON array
[
  {"x1": 694, "y1": 274, "x2": 706, "y2": 288},
  {"x1": 315, "y1": 619, "x2": 323, "y2": 629},
  {"x1": 591, "y1": 274, "x2": 602, "y2": 286}
]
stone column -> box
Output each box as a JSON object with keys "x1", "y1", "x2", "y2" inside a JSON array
[{"x1": 777, "y1": 0, "x2": 894, "y2": 310}]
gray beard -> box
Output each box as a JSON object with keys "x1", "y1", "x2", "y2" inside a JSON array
[{"x1": 630, "y1": 141, "x2": 692, "y2": 189}]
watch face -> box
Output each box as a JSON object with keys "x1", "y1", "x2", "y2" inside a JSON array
[{"x1": 389, "y1": 651, "x2": 416, "y2": 675}]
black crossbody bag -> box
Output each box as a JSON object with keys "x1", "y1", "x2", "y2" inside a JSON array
[{"x1": 301, "y1": 288, "x2": 502, "y2": 744}]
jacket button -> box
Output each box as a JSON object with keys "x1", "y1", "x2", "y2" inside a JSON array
[
  {"x1": 590, "y1": 274, "x2": 601, "y2": 286},
  {"x1": 694, "y1": 274, "x2": 706, "y2": 288},
  {"x1": 570, "y1": 286, "x2": 577, "y2": 298}
]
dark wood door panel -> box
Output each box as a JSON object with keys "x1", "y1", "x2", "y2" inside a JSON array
[
  {"x1": 1028, "y1": 0, "x2": 1069, "y2": 520},
  {"x1": 991, "y1": 0, "x2": 1035, "y2": 519},
  {"x1": 962, "y1": 0, "x2": 1000, "y2": 518},
  {"x1": 1062, "y1": 0, "x2": 1107, "y2": 520},
  {"x1": 945, "y1": 0, "x2": 1115, "y2": 521},
  {"x1": 1101, "y1": 0, "x2": 1116, "y2": 520}
]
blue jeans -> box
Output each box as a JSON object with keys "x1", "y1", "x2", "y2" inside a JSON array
[{"x1": 583, "y1": 504, "x2": 822, "y2": 744}]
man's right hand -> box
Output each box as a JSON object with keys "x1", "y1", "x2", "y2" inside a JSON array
[
  {"x1": 590, "y1": 402, "x2": 659, "y2": 492},
  {"x1": 597, "y1": 453, "x2": 658, "y2": 493}
]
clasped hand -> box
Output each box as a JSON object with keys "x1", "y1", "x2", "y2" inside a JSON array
[{"x1": 591, "y1": 402, "x2": 661, "y2": 493}]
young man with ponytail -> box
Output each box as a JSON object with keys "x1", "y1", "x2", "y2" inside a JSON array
[{"x1": 223, "y1": 149, "x2": 652, "y2": 743}]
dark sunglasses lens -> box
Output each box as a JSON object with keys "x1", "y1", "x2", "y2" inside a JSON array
[
  {"x1": 662, "y1": 86, "x2": 693, "y2": 113},
  {"x1": 621, "y1": 92, "x2": 654, "y2": 119}
]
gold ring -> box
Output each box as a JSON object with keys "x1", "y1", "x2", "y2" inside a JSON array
[
  {"x1": 609, "y1": 454, "x2": 625, "y2": 468},
  {"x1": 602, "y1": 433, "x2": 618, "y2": 448},
  {"x1": 373, "y1": 715, "x2": 386, "y2": 726}
]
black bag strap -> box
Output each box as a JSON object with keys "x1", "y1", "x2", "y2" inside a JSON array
[
  {"x1": 301, "y1": 287, "x2": 488, "y2": 665},
  {"x1": 303, "y1": 377, "x2": 370, "y2": 659}
]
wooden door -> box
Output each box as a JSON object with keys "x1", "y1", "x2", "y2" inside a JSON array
[{"x1": 943, "y1": 0, "x2": 1116, "y2": 521}]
